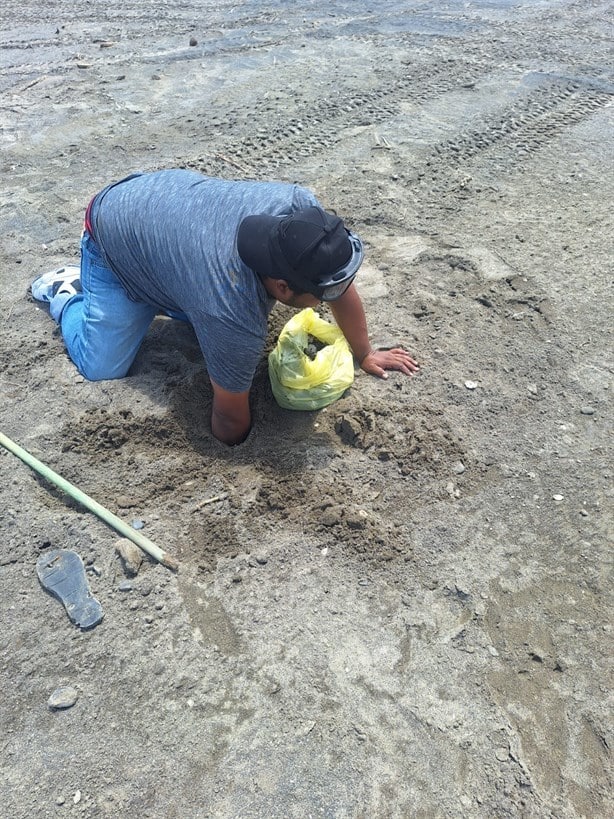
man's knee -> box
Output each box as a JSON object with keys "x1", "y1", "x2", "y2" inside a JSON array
[{"x1": 77, "y1": 359, "x2": 130, "y2": 382}]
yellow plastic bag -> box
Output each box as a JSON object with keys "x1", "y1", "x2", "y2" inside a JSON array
[{"x1": 268, "y1": 308, "x2": 355, "y2": 410}]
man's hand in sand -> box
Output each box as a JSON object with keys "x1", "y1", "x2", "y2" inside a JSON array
[{"x1": 360, "y1": 348, "x2": 420, "y2": 380}]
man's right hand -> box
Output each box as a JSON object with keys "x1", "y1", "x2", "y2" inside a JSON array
[{"x1": 210, "y1": 380, "x2": 251, "y2": 445}]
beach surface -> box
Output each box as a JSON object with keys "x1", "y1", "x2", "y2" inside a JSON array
[{"x1": 1, "y1": 1, "x2": 612, "y2": 816}]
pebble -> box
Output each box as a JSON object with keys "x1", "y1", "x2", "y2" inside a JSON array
[
  {"x1": 254, "y1": 553, "x2": 268, "y2": 565},
  {"x1": 116, "y1": 495, "x2": 135, "y2": 509},
  {"x1": 464, "y1": 380, "x2": 478, "y2": 390},
  {"x1": 115, "y1": 538, "x2": 143, "y2": 576},
  {"x1": 131, "y1": 519, "x2": 145, "y2": 530},
  {"x1": 118, "y1": 580, "x2": 133, "y2": 592},
  {"x1": 73, "y1": 790, "x2": 81, "y2": 804},
  {"x1": 48, "y1": 686, "x2": 79, "y2": 710},
  {"x1": 495, "y1": 746, "x2": 509, "y2": 762},
  {"x1": 580, "y1": 406, "x2": 595, "y2": 415},
  {"x1": 189, "y1": 36, "x2": 198, "y2": 46},
  {"x1": 553, "y1": 494, "x2": 564, "y2": 502},
  {"x1": 453, "y1": 461, "x2": 466, "y2": 474}
]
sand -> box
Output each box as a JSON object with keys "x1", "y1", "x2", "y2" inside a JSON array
[{"x1": 1, "y1": 1, "x2": 612, "y2": 816}]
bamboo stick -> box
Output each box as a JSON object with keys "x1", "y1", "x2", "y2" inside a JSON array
[{"x1": 0, "y1": 431, "x2": 178, "y2": 571}]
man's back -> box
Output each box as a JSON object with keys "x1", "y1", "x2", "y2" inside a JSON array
[{"x1": 90, "y1": 169, "x2": 317, "y2": 391}]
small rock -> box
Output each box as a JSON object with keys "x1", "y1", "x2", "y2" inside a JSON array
[
  {"x1": 73, "y1": 790, "x2": 81, "y2": 804},
  {"x1": 48, "y1": 686, "x2": 79, "y2": 710},
  {"x1": 116, "y1": 495, "x2": 135, "y2": 509},
  {"x1": 527, "y1": 383, "x2": 538, "y2": 395},
  {"x1": 131, "y1": 519, "x2": 145, "y2": 530},
  {"x1": 254, "y1": 553, "x2": 268, "y2": 565},
  {"x1": 56, "y1": 796, "x2": 65, "y2": 805},
  {"x1": 552, "y1": 494, "x2": 564, "y2": 502},
  {"x1": 495, "y1": 746, "x2": 509, "y2": 762},
  {"x1": 115, "y1": 538, "x2": 143, "y2": 576},
  {"x1": 579, "y1": 508, "x2": 589, "y2": 517},
  {"x1": 464, "y1": 380, "x2": 478, "y2": 390},
  {"x1": 580, "y1": 406, "x2": 595, "y2": 415},
  {"x1": 118, "y1": 580, "x2": 133, "y2": 592},
  {"x1": 189, "y1": 36, "x2": 198, "y2": 46},
  {"x1": 453, "y1": 461, "x2": 466, "y2": 474}
]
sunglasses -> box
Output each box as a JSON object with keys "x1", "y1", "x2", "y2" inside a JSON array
[{"x1": 307, "y1": 231, "x2": 364, "y2": 302}]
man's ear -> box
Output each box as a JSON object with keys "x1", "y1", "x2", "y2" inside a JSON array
[
  {"x1": 263, "y1": 277, "x2": 293, "y2": 302},
  {"x1": 275, "y1": 279, "x2": 293, "y2": 299}
]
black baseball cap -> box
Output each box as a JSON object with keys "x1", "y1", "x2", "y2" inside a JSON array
[{"x1": 237, "y1": 206, "x2": 364, "y2": 301}]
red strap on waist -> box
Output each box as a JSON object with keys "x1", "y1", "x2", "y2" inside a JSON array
[{"x1": 84, "y1": 196, "x2": 96, "y2": 236}]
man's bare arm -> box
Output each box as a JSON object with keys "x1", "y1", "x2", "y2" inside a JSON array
[
  {"x1": 330, "y1": 284, "x2": 419, "y2": 378},
  {"x1": 210, "y1": 379, "x2": 251, "y2": 445}
]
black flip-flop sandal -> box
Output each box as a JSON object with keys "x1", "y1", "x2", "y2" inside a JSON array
[{"x1": 36, "y1": 549, "x2": 104, "y2": 630}]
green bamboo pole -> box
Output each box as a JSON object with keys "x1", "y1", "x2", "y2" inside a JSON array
[{"x1": 0, "y1": 431, "x2": 178, "y2": 571}]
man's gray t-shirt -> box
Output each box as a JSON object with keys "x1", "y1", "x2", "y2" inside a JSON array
[{"x1": 89, "y1": 169, "x2": 318, "y2": 392}]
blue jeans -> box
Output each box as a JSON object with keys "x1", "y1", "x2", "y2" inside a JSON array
[{"x1": 54, "y1": 232, "x2": 158, "y2": 380}]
